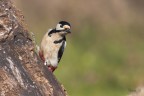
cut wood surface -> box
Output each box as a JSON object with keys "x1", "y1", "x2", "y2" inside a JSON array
[{"x1": 0, "y1": 0, "x2": 66, "y2": 96}]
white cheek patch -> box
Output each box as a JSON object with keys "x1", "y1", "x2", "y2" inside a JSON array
[{"x1": 56, "y1": 24, "x2": 64, "y2": 30}]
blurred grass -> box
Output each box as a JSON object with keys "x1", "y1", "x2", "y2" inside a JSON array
[
  {"x1": 14, "y1": 0, "x2": 144, "y2": 96},
  {"x1": 55, "y1": 24, "x2": 144, "y2": 96}
]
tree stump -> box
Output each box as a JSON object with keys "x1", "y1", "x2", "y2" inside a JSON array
[{"x1": 0, "y1": 0, "x2": 67, "y2": 96}]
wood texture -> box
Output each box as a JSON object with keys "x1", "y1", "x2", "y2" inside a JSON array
[{"x1": 0, "y1": 0, "x2": 66, "y2": 96}]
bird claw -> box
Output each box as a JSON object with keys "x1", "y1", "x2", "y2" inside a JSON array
[
  {"x1": 44, "y1": 59, "x2": 50, "y2": 66},
  {"x1": 44, "y1": 61, "x2": 47, "y2": 65}
]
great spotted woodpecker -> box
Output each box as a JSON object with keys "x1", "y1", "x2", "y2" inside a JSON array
[{"x1": 39, "y1": 21, "x2": 71, "y2": 72}]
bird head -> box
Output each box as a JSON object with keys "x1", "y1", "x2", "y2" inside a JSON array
[{"x1": 56, "y1": 21, "x2": 71, "y2": 35}]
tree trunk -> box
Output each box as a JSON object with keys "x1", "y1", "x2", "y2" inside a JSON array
[{"x1": 0, "y1": 0, "x2": 67, "y2": 96}]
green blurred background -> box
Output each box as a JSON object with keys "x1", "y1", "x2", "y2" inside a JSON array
[{"x1": 14, "y1": 0, "x2": 144, "y2": 96}]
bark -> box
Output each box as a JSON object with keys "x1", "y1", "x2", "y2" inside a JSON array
[{"x1": 0, "y1": 0, "x2": 67, "y2": 96}]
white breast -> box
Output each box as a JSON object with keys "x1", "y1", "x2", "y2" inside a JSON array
[{"x1": 40, "y1": 32, "x2": 63, "y2": 67}]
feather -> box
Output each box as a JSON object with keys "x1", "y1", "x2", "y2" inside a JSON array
[{"x1": 58, "y1": 37, "x2": 66, "y2": 63}]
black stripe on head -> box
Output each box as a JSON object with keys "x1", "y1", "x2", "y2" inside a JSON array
[
  {"x1": 59, "y1": 21, "x2": 71, "y2": 28},
  {"x1": 48, "y1": 28, "x2": 67, "y2": 36},
  {"x1": 48, "y1": 21, "x2": 71, "y2": 36},
  {"x1": 48, "y1": 29, "x2": 63, "y2": 36}
]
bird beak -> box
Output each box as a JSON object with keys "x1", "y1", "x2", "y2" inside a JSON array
[
  {"x1": 64, "y1": 25, "x2": 71, "y2": 33},
  {"x1": 66, "y1": 29, "x2": 71, "y2": 33}
]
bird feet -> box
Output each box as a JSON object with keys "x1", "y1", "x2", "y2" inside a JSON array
[
  {"x1": 44, "y1": 60, "x2": 57, "y2": 72},
  {"x1": 44, "y1": 59, "x2": 50, "y2": 65}
]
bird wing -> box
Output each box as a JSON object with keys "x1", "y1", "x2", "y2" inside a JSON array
[{"x1": 58, "y1": 37, "x2": 66, "y2": 63}]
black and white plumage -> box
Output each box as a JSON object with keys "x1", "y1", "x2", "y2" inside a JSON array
[{"x1": 39, "y1": 21, "x2": 71, "y2": 72}]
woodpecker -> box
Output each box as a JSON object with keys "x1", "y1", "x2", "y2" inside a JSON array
[{"x1": 39, "y1": 21, "x2": 71, "y2": 72}]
